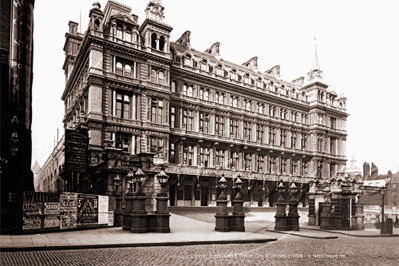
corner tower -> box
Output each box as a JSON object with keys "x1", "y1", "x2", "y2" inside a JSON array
[{"x1": 139, "y1": 0, "x2": 173, "y2": 58}]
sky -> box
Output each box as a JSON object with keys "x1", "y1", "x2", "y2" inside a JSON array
[{"x1": 31, "y1": 0, "x2": 399, "y2": 174}]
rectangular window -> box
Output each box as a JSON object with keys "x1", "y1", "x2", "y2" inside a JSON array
[
  {"x1": 200, "y1": 147, "x2": 210, "y2": 167},
  {"x1": 257, "y1": 155, "x2": 264, "y2": 172},
  {"x1": 317, "y1": 135, "x2": 323, "y2": 152},
  {"x1": 302, "y1": 161, "x2": 307, "y2": 175},
  {"x1": 116, "y1": 133, "x2": 131, "y2": 152},
  {"x1": 244, "y1": 122, "x2": 251, "y2": 140},
  {"x1": 199, "y1": 113, "x2": 209, "y2": 133},
  {"x1": 149, "y1": 136, "x2": 164, "y2": 160},
  {"x1": 215, "y1": 149, "x2": 224, "y2": 168},
  {"x1": 301, "y1": 134, "x2": 307, "y2": 150},
  {"x1": 281, "y1": 158, "x2": 287, "y2": 174},
  {"x1": 245, "y1": 153, "x2": 252, "y2": 171},
  {"x1": 183, "y1": 145, "x2": 194, "y2": 165},
  {"x1": 230, "y1": 119, "x2": 238, "y2": 138},
  {"x1": 268, "y1": 157, "x2": 276, "y2": 173},
  {"x1": 291, "y1": 133, "x2": 297, "y2": 149},
  {"x1": 257, "y1": 124, "x2": 264, "y2": 143},
  {"x1": 183, "y1": 110, "x2": 194, "y2": 131},
  {"x1": 280, "y1": 130, "x2": 286, "y2": 147},
  {"x1": 330, "y1": 117, "x2": 336, "y2": 129},
  {"x1": 269, "y1": 127, "x2": 275, "y2": 145},
  {"x1": 170, "y1": 143, "x2": 175, "y2": 163},
  {"x1": 116, "y1": 93, "x2": 130, "y2": 119},
  {"x1": 330, "y1": 137, "x2": 336, "y2": 155},
  {"x1": 150, "y1": 98, "x2": 163, "y2": 124},
  {"x1": 215, "y1": 116, "x2": 224, "y2": 136},
  {"x1": 292, "y1": 160, "x2": 298, "y2": 175},
  {"x1": 170, "y1": 107, "x2": 176, "y2": 129},
  {"x1": 230, "y1": 152, "x2": 238, "y2": 169}
]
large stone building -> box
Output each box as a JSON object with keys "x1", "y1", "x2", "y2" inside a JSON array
[{"x1": 38, "y1": 0, "x2": 349, "y2": 208}]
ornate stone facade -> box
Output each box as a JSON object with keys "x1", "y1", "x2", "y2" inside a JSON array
[{"x1": 40, "y1": 0, "x2": 349, "y2": 208}]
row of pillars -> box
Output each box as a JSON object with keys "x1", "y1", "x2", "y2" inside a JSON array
[{"x1": 114, "y1": 189, "x2": 170, "y2": 233}]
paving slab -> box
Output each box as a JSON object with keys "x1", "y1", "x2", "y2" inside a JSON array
[
  {"x1": 302, "y1": 225, "x2": 399, "y2": 237},
  {"x1": 0, "y1": 214, "x2": 277, "y2": 251}
]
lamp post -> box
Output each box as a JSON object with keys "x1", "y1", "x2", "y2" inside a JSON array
[
  {"x1": 215, "y1": 173, "x2": 230, "y2": 232},
  {"x1": 287, "y1": 182, "x2": 300, "y2": 231},
  {"x1": 113, "y1": 175, "x2": 123, "y2": 227},
  {"x1": 380, "y1": 187, "x2": 387, "y2": 234},
  {"x1": 231, "y1": 175, "x2": 245, "y2": 232},
  {"x1": 130, "y1": 168, "x2": 148, "y2": 233},
  {"x1": 122, "y1": 170, "x2": 135, "y2": 231},
  {"x1": 275, "y1": 180, "x2": 287, "y2": 230},
  {"x1": 155, "y1": 168, "x2": 171, "y2": 233}
]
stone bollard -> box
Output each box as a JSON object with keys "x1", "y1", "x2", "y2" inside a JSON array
[
  {"x1": 275, "y1": 203, "x2": 287, "y2": 231},
  {"x1": 155, "y1": 193, "x2": 171, "y2": 233},
  {"x1": 123, "y1": 190, "x2": 134, "y2": 231},
  {"x1": 320, "y1": 203, "x2": 332, "y2": 230},
  {"x1": 287, "y1": 202, "x2": 300, "y2": 231},
  {"x1": 130, "y1": 190, "x2": 148, "y2": 233},
  {"x1": 215, "y1": 197, "x2": 230, "y2": 232},
  {"x1": 230, "y1": 196, "x2": 245, "y2": 232}
]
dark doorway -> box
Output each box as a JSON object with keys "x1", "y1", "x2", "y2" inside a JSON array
[
  {"x1": 342, "y1": 199, "x2": 350, "y2": 228},
  {"x1": 201, "y1": 186, "x2": 208, "y2": 206},
  {"x1": 169, "y1": 185, "x2": 175, "y2": 206}
]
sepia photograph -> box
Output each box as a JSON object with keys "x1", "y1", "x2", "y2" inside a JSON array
[{"x1": 1, "y1": 0, "x2": 398, "y2": 265}]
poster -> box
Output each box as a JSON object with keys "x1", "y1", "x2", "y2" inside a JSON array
[
  {"x1": 44, "y1": 216, "x2": 61, "y2": 228},
  {"x1": 77, "y1": 194, "x2": 98, "y2": 224},
  {"x1": 60, "y1": 193, "x2": 78, "y2": 229},
  {"x1": 108, "y1": 212, "x2": 114, "y2": 226},
  {"x1": 98, "y1": 196, "x2": 109, "y2": 213},
  {"x1": 98, "y1": 213, "x2": 108, "y2": 224},
  {"x1": 23, "y1": 215, "x2": 41, "y2": 230},
  {"x1": 23, "y1": 202, "x2": 42, "y2": 216},
  {"x1": 44, "y1": 203, "x2": 60, "y2": 215}
]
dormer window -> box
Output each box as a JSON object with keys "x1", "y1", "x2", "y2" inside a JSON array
[
  {"x1": 201, "y1": 59, "x2": 207, "y2": 71},
  {"x1": 231, "y1": 69, "x2": 236, "y2": 80},
  {"x1": 184, "y1": 54, "x2": 192, "y2": 66},
  {"x1": 238, "y1": 74, "x2": 242, "y2": 82},
  {"x1": 125, "y1": 27, "x2": 132, "y2": 42},
  {"x1": 117, "y1": 24, "x2": 123, "y2": 39},
  {"x1": 244, "y1": 73, "x2": 250, "y2": 84},
  {"x1": 209, "y1": 65, "x2": 213, "y2": 73},
  {"x1": 216, "y1": 64, "x2": 222, "y2": 75}
]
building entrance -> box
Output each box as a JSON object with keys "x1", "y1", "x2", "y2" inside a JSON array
[{"x1": 342, "y1": 199, "x2": 351, "y2": 229}]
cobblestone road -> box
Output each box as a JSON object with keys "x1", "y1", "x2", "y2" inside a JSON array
[{"x1": 1, "y1": 235, "x2": 398, "y2": 266}]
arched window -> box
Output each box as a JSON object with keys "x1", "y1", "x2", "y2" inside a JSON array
[
  {"x1": 233, "y1": 98, "x2": 238, "y2": 108},
  {"x1": 201, "y1": 59, "x2": 207, "y2": 71},
  {"x1": 159, "y1": 36, "x2": 165, "y2": 51},
  {"x1": 116, "y1": 62, "x2": 123, "y2": 76},
  {"x1": 204, "y1": 90, "x2": 209, "y2": 101},
  {"x1": 171, "y1": 81, "x2": 176, "y2": 93},
  {"x1": 200, "y1": 88, "x2": 204, "y2": 99},
  {"x1": 184, "y1": 54, "x2": 191, "y2": 66},
  {"x1": 125, "y1": 27, "x2": 132, "y2": 42},
  {"x1": 219, "y1": 93, "x2": 224, "y2": 104},
  {"x1": 231, "y1": 69, "x2": 236, "y2": 80},
  {"x1": 246, "y1": 101, "x2": 251, "y2": 111},
  {"x1": 117, "y1": 25, "x2": 123, "y2": 39},
  {"x1": 94, "y1": 19, "x2": 100, "y2": 30},
  {"x1": 158, "y1": 71, "x2": 164, "y2": 85},
  {"x1": 215, "y1": 92, "x2": 219, "y2": 103},
  {"x1": 188, "y1": 86, "x2": 193, "y2": 97},
  {"x1": 151, "y1": 69, "x2": 157, "y2": 83},
  {"x1": 259, "y1": 104, "x2": 263, "y2": 113},
  {"x1": 124, "y1": 64, "x2": 131, "y2": 77},
  {"x1": 183, "y1": 84, "x2": 187, "y2": 95},
  {"x1": 151, "y1": 33, "x2": 157, "y2": 49}
]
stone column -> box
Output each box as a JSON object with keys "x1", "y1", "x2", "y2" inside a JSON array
[
  {"x1": 215, "y1": 187, "x2": 229, "y2": 232},
  {"x1": 354, "y1": 203, "x2": 365, "y2": 230}
]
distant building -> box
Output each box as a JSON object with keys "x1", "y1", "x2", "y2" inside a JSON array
[
  {"x1": 37, "y1": 0, "x2": 349, "y2": 208},
  {"x1": 346, "y1": 155, "x2": 361, "y2": 179},
  {"x1": 31, "y1": 158, "x2": 41, "y2": 179},
  {"x1": 34, "y1": 136, "x2": 65, "y2": 193}
]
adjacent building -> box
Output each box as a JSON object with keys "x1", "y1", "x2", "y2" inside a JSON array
[{"x1": 37, "y1": 0, "x2": 349, "y2": 208}]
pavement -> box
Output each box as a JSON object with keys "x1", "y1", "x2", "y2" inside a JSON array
[{"x1": 1, "y1": 211, "x2": 397, "y2": 252}]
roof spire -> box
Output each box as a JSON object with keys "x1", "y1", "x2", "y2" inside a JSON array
[{"x1": 306, "y1": 38, "x2": 324, "y2": 84}]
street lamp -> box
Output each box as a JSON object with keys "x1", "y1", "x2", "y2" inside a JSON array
[
  {"x1": 277, "y1": 180, "x2": 286, "y2": 202},
  {"x1": 113, "y1": 175, "x2": 122, "y2": 196},
  {"x1": 157, "y1": 169, "x2": 169, "y2": 186},
  {"x1": 234, "y1": 176, "x2": 243, "y2": 200},
  {"x1": 135, "y1": 168, "x2": 146, "y2": 194},
  {"x1": 126, "y1": 170, "x2": 135, "y2": 193},
  {"x1": 289, "y1": 182, "x2": 298, "y2": 202},
  {"x1": 217, "y1": 174, "x2": 228, "y2": 200},
  {"x1": 380, "y1": 187, "x2": 387, "y2": 234}
]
